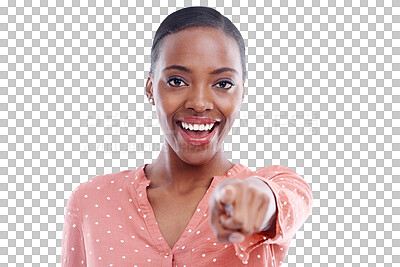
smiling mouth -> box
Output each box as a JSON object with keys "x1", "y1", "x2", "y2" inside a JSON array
[{"x1": 176, "y1": 121, "x2": 219, "y2": 138}]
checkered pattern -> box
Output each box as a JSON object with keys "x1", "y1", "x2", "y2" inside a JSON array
[{"x1": 1, "y1": 0, "x2": 399, "y2": 266}]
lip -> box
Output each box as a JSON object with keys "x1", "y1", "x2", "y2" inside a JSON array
[
  {"x1": 176, "y1": 117, "x2": 221, "y2": 124},
  {"x1": 177, "y1": 121, "x2": 220, "y2": 146}
]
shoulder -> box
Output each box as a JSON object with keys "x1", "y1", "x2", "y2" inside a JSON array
[
  {"x1": 71, "y1": 168, "x2": 140, "y2": 200},
  {"x1": 255, "y1": 165, "x2": 299, "y2": 175},
  {"x1": 229, "y1": 164, "x2": 301, "y2": 181},
  {"x1": 255, "y1": 165, "x2": 299, "y2": 179}
]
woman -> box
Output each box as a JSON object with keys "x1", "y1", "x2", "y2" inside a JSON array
[{"x1": 61, "y1": 6, "x2": 312, "y2": 267}]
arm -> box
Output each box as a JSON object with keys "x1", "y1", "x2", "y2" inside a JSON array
[
  {"x1": 234, "y1": 165, "x2": 313, "y2": 261},
  {"x1": 61, "y1": 189, "x2": 87, "y2": 266},
  {"x1": 251, "y1": 165, "x2": 313, "y2": 243}
]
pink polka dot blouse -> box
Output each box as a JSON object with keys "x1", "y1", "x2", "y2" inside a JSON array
[{"x1": 61, "y1": 163, "x2": 312, "y2": 266}]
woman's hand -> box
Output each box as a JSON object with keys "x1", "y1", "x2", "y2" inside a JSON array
[{"x1": 209, "y1": 177, "x2": 277, "y2": 243}]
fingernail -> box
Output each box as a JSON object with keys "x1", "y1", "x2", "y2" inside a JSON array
[
  {"x1": 222, "y1": 188, "x2": 231, "y2": 201},
  {"x1": 225, "y1": 187, "x2": 232, "y2": 195},
  {"x1": 229, "y1": 233, "x2": 244, "y2": 243}
]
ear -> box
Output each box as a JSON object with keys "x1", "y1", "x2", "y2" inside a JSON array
[
  {"x1": 145, "y1": 74, "x2": 155, "y2": 105},
  {"x1": 241, "y1": 80, "x2": 246, "y2": 103}
]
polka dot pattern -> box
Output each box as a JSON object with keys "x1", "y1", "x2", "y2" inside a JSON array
[{"x1": 61, "y1": 164, "x2": 312, "y2": 266}]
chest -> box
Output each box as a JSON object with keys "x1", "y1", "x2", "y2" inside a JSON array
[{"x1": 146, "y1": 188, "x2": 207, "y2": 249}]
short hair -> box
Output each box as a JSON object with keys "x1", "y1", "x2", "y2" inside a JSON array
[{"x1": 149, "y1": 6, "x2": 247, "y2": 81}]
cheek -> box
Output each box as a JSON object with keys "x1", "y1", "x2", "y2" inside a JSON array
[
  {"x1": 226, "y1": 109, "x2": 240, "y2": 127},
  {"x1": 155, "y1": 83, "x2": 180, "y2": 108},
  {"x1": 220, "y1": 105, "x2": 240, "y2": 134},
  {"x1": 221, "y1": 96, "x2": 242, "y2": 132},
  {"x1": 155, "y1": 101, "x2": 171, "y2": 124},
  {"x1": 222, "y1": 93, "x2": 242, "y2": 118},
  {"x1": 155, "y1": 93, "x2": 180, "y2": 127}
]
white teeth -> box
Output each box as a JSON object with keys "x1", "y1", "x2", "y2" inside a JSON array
[{"x1": 180, "y1": 121, "x2": 215, "y2": 131}]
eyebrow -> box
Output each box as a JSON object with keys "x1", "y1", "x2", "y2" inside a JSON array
[{"x1": 162, "y1": 65, "x2": 238, "y2": 75}]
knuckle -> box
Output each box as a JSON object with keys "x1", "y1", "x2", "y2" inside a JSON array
[
  {"x1": 248, "y1": 187, "x2": 257, "y2": 195},
  {"x1": 260, "y1": 193, "x2": 270, "y2": 204},
  {"x1": 231, "y1": 182, "x2": 241, "y2": 190}
]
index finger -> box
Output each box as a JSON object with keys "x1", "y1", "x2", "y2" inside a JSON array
[{"x1": 220, "y1": 185, "x2": 236, "y2": 205}]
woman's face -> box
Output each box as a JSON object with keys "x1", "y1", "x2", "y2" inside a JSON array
[{"x1": 146, "y1": 26, "x2": 245, "y2": 165}]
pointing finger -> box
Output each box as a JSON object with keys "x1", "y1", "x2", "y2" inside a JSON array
[{"x1": 220, "y1": 185, "x2": 235, "y2": 205}]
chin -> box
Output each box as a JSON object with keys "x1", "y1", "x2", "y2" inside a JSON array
[{"x1": 177, "y1": 148, "x2": 217, "y2": 166}]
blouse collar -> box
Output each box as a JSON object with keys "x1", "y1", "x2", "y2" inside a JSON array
[{"x1": 133, "y1": 162, "x2": 249, "y2": 189}]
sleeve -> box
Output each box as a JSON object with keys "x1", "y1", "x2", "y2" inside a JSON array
[
  {"x1": 232, "y1": 165, "x2": 313, "y2": 262},
  {"x1": 61, "y1": 188, "x2": 87, "y2": 266}
]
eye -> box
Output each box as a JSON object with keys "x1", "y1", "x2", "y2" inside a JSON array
[
  {"x1": 215, "y1": 80, "x2": 234, "y2": 89},
  {"x1": 166, "y1": 77, "x2": 187, "y2": 87}
]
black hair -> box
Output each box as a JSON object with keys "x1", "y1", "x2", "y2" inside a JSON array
[{"x1": 149, "y1": 6, "x2": 247, "y2": 81}]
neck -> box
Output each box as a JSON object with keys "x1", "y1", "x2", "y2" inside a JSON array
[{"x1": 145, "y1": 142, "x2": 234, "y2": 194}]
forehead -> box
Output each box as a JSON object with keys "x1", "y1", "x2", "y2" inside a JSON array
[{"x1": 157, "y1": 27, "x2": 241, "y2": 73}]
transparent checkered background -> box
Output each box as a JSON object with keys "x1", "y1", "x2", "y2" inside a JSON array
[{"x1": 1, "y1": 0, "x2": 399, "y2": 266}]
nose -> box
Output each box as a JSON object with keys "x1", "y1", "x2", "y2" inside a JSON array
[{"x1": 184, "y1": 84, "x2": 214, "y2": 113}]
